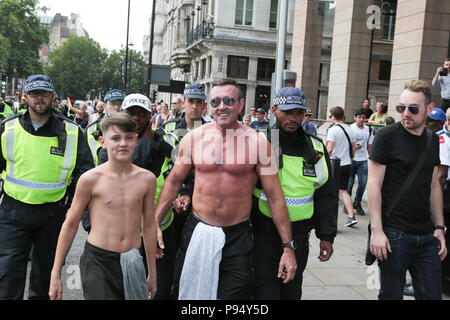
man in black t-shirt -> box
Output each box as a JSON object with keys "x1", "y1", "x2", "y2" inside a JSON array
[{"x1": 368, "y1": 80, "x2": 447, "y2": 300}]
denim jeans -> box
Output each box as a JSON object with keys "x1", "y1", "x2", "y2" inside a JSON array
[
  {"x1": 346, "y1": 160, "x2": 368, "y2": 207},
  {"x1": 378, "y1": 227, "x2": 442, "y2": 300}
]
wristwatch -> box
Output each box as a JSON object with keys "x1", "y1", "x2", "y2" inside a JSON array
[
  {"x1": 436, "y1": 225, "x2": 447, "y2": 235},
  {"x1": 282, "y1": 240, "x2": 297, "y2": 250}
]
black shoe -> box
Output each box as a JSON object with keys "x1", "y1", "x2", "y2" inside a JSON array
[{"x1": 354, "y1": 204, "x2": 365, "y2": 215}]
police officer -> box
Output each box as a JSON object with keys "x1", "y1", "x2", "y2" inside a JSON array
[
  {"x1": 85, "y1": 89, "x2": 125, "y2": 166},
  {"x1": 0, "y1": 95, "x2": 14, "y2": 120},
  {"x1": 0, "y1": 74, "x2": 94, "y2": 299},
  {"x1": 251, "y1": 87, "x2": 337, "y2": 300}
]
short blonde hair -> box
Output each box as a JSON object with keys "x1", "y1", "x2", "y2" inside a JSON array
[
  {"x1": 403, "y1": 80, "x2": 432, "y2": 105},
  {"x1": 446, "y1": 108, "x2": 450, "y2": 120}
]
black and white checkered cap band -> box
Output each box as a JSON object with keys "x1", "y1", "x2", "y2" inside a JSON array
[
  {"x1": 105, "y1": 91, "x2": 125, "y2": 101},
  {"x1": 184, "y1": 88, "x2": 206, "y2": 97},
  {"x1": 273, "y1": 95, "x2": 306, "y2": 106},
  {"x1": 24, "y1": 80, "x2": 53, "y2": 92}
]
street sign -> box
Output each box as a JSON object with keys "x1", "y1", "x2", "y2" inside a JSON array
[
  {"x1": 145, "y1": 64, "x2": 171, "y2": 86},
  {"x1": 158, "y1": 80, "x2": 186, "y2": 94}
]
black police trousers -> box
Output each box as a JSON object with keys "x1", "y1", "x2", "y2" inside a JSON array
[
  {"x1": 0, "y1": 199, "x2": 65, "y2": 300},
  {"x1": 251, "y1": 212, "x2": 310, "y2": 300}
]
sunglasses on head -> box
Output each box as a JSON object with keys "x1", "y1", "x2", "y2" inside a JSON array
[
  {"x1": 210, "y1": 97, "x2": 235, "y2": 108},
  {"x1": 396, "y1": 105, "x2": 419, "y2": 114}
]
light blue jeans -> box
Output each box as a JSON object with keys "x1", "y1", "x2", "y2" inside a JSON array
[{"x1": 347, "y1": 160, "x2": 368, "y2": 207}]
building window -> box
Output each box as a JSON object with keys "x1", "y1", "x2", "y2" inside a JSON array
[
  {"x1": 257, "y1": 58, "x2": 275, "y2": 81},
  {"x1": 227, "y1": 55, "x2": 249, "y2": 79},
  {"x1": 381, "y1": 0, "x2": 396, "y2": 41},
  {"x1": 379, "y1": 60, "x2": 391, "y2": 81},
  {"x1": 269, "y1": 0, "x2": 278, "y2": 29},
  {"x1": 201, "y1": 59, "x2": 206, "y2": 79},
  {"x1": 235, "y1": 0, "x2": 253, "y2": 26}
]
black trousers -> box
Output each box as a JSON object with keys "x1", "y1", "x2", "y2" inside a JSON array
[
  {"x1": 0, "y1": 199, "x2": 65, "y2": 300},
  {"x1": 251, "y1": 212, "x2": 310, "y2": 300},
  {"x1": 439, "y1": 98, "x2": 450, "y2": 113}
]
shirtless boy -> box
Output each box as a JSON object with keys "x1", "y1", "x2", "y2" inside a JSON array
[
  {"x1": 155, "y1": 79, "x2": 297, "y2": 300},
  {"x1": 49, "y1": 113, "x2": 157, "y2": 300}
]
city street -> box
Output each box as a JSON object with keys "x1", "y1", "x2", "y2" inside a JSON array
[{"x1": 23, "y1": 201, "x2": 450, "y2": 301}]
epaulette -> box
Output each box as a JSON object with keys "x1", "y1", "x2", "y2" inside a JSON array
[{"x1": 0, "y1": 112, "x2": 22, "y2": 126}]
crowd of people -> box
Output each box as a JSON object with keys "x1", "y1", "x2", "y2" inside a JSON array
[{"x1": 0, "y1": 61, "x2": 448, "y2": 302}]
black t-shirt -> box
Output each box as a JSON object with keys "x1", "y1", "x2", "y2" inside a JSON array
[{"x1": 369, "y1": 122, "x2": 440, "y2": 234}]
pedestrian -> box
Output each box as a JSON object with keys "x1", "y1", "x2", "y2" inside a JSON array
[
  {"x1": 49, "y1": 113, "x2": 157, "y2": 300},
  {"x1": 154, "y1": 79, "x2": 297, "y2": 300},
  {"x1": 243, "y1": 114, "x2": 252, "y2": 127},
  {"x1": 326, "y1": 106, "x2": 357, "y2": 227},
  {"x1": 154, "y1": 102, "x2": 170, "y2": 129},
  {"x1": 368, "y1": 102, "x2": 387, "y2": 125},
  {"x1": 347, "y1": 109, "x2": 374, "y2": 216},
  {"x1": 361, "y1": 98, "x2": 373, "y2": 122},
  {"x1": 250, "y1": 108, "x2": 269, "y2": 131},
  {"x1": 250, "y1": 106, "x2": 257, "y2": 122},
  {"x1": 169, "y1": 97, "x2": 184, "y2": 120},
  {"x1": 432, "y1": 58, "x2": 450, "y2": 113},
  {"x1": 88, "y1": 101, "x2": 105, "y2": 125},
  {"x1": 252, "y1": 87, "x2": 336, "y2": 300},
  {"x1": 301, "y1": 108, "x2": 317, "y2": 135},
  {"x1": 0, "y1": 74, "x2": 94, "y2": 299},
  {"x1": 368, "y1": 79, "x2": 447, "y2": 300}
]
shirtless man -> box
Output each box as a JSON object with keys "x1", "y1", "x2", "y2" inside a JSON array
[
  {"x1": 49, "y1": 113, "x2": 157, "y2": 300},
  {"x1": 155, "y1": 79, "x2": 297, "y2": 300}
]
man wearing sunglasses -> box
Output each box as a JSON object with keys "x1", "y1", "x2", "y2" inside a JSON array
[
  {"x1": 0, "y1": 75, "x2": 94, "y2": 299},
  {"x1": 368, "y1": 80, "x2": 447, "y2": 300},
  {"x1": 155, "y1": 79, "x2": 296, "y2": 300}
]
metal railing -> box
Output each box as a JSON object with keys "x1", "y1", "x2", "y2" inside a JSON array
[{"x1": 186, "y1": 21, "x2": 215, "y2": 47}]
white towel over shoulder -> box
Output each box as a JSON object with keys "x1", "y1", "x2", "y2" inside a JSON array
[{"x1": 178, "y1": 222, "x2": 226, "y2": 300}]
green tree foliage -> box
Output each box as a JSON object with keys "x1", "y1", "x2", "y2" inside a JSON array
[
  {"x1": 0, "y1": 0, "x2": 48, "y2": 77},
  {"x1": 46, "y1": 35, "x2": 107, "y2": 99}
]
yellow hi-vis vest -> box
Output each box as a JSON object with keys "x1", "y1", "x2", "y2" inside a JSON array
[
  {"x1": 156, "y1": 129, "x2": 180, "y2": 231},
  {"x1": 1, "y1": 103, "x2": 14, "y2": 119},
  {"x1": 86, "y1": 121, "x2": 102, "y2": 166},
  {"x1": 1, "y1": 117, "x2": 78, "y2": 204},
  {"x1": 253, "y1": 135, "x2": 329, "y2": 222}
]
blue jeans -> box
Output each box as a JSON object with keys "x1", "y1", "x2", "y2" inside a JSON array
[
  {"x1": 378, "y1": 227, "x2": 442, "y2": 300},
  {"x1": 346, "y1": 160, "x2": 368, "y2": 207}
]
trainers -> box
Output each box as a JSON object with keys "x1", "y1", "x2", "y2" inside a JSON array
[
  {"x1": 344, "y1": 216, "x2": 358, "y2": 227},
  {"x1": 354, "y1": 204, "x2": 365, "y2": 215}
]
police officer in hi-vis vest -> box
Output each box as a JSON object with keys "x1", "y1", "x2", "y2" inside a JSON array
[
  {"x1": 251, "y1": 87, "x2": 337, "y2": 300},
  {"x1": 0, "y1": 75, "x2": 94, "y2": 300}
]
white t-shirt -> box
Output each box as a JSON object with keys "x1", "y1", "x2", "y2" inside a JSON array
[
  {"x1": 436, "y1": 129, "x2": 450, "y2": 180},
  {"x1": 349, "y1": 123, "x2": 374, "y2": 162},
  {"x1": 326, "y1": 123, "x2": 355, "y2": 166}
]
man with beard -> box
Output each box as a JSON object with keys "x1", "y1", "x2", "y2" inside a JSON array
[
  {"x1": 251, "y1": 87, "x2": 336, "y2": 299},
  {"x1": 368, "y1": 80, "x2": 447, "y2": 300},
  {"x1": 0, "y1": 75, "x2": 94, "y2": 299}
]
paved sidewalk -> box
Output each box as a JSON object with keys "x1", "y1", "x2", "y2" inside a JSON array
[{"x1": 302, "y1": 202, "x2": 450, "y2": 300}]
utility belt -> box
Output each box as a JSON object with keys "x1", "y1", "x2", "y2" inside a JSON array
[{"x1": 1, "y1": 192, "x2": 70, "y2": 212}]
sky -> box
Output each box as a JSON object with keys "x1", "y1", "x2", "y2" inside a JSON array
[{"x1": 37, "y1": 0, "x2": 154, "y2": 53}]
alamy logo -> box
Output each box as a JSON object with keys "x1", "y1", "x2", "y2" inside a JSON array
[{"x1": 366, "y1": 1, "x2": 394, "y2": 30}]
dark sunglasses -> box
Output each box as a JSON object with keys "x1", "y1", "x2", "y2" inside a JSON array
[
  {"x1": 396, "y1": 105, "x2": 419, "y2": 114},
  {"x1": 210, "y1": 97, "x2": 235, "y2": 108}
]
